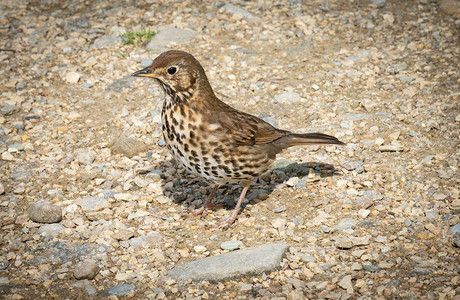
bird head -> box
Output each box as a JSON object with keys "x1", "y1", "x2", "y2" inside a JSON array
[{"x1": 132, "y1": 50, "x2": 213, "y2": 101}]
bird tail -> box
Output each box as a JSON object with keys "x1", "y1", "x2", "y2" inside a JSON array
[{"x1": 288, "y1": 132, "x2": 345, "y2": 146}]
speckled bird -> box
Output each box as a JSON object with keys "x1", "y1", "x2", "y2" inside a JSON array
[{"x1": 132, "y1": 50, "x2": 344, "y2": 229}]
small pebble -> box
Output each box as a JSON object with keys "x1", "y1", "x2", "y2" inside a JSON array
[{"x1": 220, "y1": 240, "x2": 243, "y2": 251}]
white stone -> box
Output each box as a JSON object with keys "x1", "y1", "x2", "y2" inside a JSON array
[{"x1": 66, "y1": 72, "x2": 80, "y2": 83}]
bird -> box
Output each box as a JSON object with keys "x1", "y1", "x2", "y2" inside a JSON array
[{"x1": 132, "y1": 50, "x2": 344, "y2": 230}]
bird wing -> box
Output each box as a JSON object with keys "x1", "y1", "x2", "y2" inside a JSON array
[{"x1": 212, "y1": 106, "x2": 289, "y2": 146}]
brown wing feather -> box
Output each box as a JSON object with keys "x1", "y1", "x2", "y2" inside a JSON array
[{"x1": 209, "y1": 100, "x2": 289, "y2": 146}]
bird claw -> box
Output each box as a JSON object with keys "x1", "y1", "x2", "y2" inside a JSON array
[
  {"x1": 207, "y1": 214, "x2": 238, "y2": 231},
  {"x1": 181, "y1": 207, "x2": 207, "y2": 219}
]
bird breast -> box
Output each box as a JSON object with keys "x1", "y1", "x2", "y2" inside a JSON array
[{"x1": 160, "y1": 97, "x2": 272, "y2": 184}]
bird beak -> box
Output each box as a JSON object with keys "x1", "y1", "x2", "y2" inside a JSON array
[{"x1": 131, "y1": 67, "x2": 159, "y2": 78}]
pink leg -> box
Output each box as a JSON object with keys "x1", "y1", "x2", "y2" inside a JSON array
[
  {"x1": 182, "y1": 184, "x2": 219, "y2": 219},
  {"x1": 218, "y1": 186, "x2": 250, "y2": 230}
]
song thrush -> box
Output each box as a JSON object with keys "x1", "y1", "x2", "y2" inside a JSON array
[{"x1": 132, "y1": 50, "x2": 344, "y2": 230}]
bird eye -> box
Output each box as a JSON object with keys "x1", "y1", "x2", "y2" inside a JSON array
[{"x1": 167, "y1": 66, "x2": 177, "y2": 75}]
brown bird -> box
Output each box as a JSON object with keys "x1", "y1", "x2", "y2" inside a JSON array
[{"x1": 132, "y1": 50, "x2": 344, "y2": 230}]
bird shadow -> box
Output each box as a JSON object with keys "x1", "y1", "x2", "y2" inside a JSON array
[{"x1": 153, "y1": 159, "x2": 341, "y2": 213}]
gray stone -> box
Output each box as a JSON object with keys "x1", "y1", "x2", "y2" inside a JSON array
[
  {"x1": 379, "y1": 144, "x2": 404, "y2": 152},
  {"x1": 129, "y1": 232, "x2": 162, "y2": 248},
  {"x1": 75, "y1": 196, "x2": 111, "y2": 212},
  {"x1": 73, "y1": 260, "x2": 99, "y2": 280},
  {"x1": 168, "y1": 243, "x2": 289, "y2": 282},
  {"x1": 369, "y1": 0, "x2": 386, "y2": 8},
  {"x1": 113, "y1": 229, "x2": 135, "y2": 241},
  {"x1": 37, "y1": 224, "x2": 65, "y2": 235},
  {"x1": 301, "y1": 254, "x2": 316, "y2": 263},
  {"x1": 28, "y1": 241, "x2": 109, "y2": 266},
  {"x1": 335, "y1": 218, "x2": 357, "y2": 231},
  {"x1": 76, "y1": 150, "x2": 95, "y2": 165},
  {"x1": 287, "y1": 277, "x2": 306, "y2": 289},
  {"x1": 262, "y1": 116, "x2": 278, "y2": 128},
  {"x1": 450, "y1": 222, "x2": 460, "y2": 235},
  {"x1": 146, "y1": 27, "x2": 197, "y2": 52},
  {"x1": 295, "y1": 181, "x2": 307, "y2": 189},
  {"x1": 272, "y1": 92, "x2": 301, "y2": 104},
  {"x1": 0, "y1": 105, "x2": 20, "y2": 116},
  {"x1": 108, "y1": 284, "x2": 136, "y2": 295},
  {"x1": 222, "y1": 4, "x2": 255, "y2": 20},
  {"x1": 8, "y1": 143, "x2": 24, "y2": 152},
  {"x1": 28, "y1": 202, "x2": 62, "y2": 223},
  {"x1": 363, "y1": 265, "x2": 382, "y2": 272},
  {"x1": 274, "y1": 205, "x2": 286, "y2": 213},
  {"x1": 110, "y1": 137, "x2": 148, "y2": 158},
  {"x1": 220, "y1": 240, "x2": 243, "y2": 251},
  {"x1": 106, "y1": 76, "x2": 136, "y2": 92},
  {"x1": 440, "y1": 0, "x2": 460, "y2": 17},
  {"x1": 92, "y1": 35, "x2": 122, "y2": 49},
  {"x1": 141, "y1": 59, "x2": 153, "y2": 68},
  {"x1": 85, "y1": 286, "x2": 97, "y2": 295},
  {"x1": 82, "y1": 82, "x2": 93, "y2": 88},
  {"x1": 15, "y1": 81, "x2": 27, "y2": 90},
  {"x1": 335, "y1": 236, "x2": 353, "y2": 249}
]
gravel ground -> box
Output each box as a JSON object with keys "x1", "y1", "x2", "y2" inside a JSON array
[{"x1": 1, "y1": 0, "x2": 459, "y2": 299}]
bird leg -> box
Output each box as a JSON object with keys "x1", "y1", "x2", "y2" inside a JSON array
[
  {"x1": 217, "y1": 186, "x2": 249, "y2": 230},
  {"x1": 182, "y1": 184, "x2": 219, "y2": 219}
]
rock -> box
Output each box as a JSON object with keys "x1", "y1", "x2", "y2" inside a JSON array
[
  {"x1": 220, "y1": 240, "x2": 243, "y2": 251},
  {"x1": 146, "y1": 27, "x2": 197, "y2": 52},
  {"x1": 262, "y1": 116, "x2": 278, "y2": 128},
  {"x1": 141, "y1": 59, "x2": 153, "y2": 68},
  {"x1": 363, "y1": 265, "x2": 382, "y2": 272},
  {"x1": 76, "y1": 150, "x2": 94, "y2": 165},
  {"x1": 7, "y1": 143, "x2": 24, "y2": 152},
  {"x1": 129, "y1": 232, "x2": 162, "y2": 248},
  {"x1": 272, "y1": 218, "x2": 287, "y2": 229},
  {"x1": 113, "y1": 229, "x2": 135, "y2": 241},
  {"x1": 240, "y1": 282, "x2": 252, "y2": 292},
  {"x1": 2, "y1": 151, "x2": 14, "y2": 161},
  {"x1": 272, "y1": 92, "x2": 301, "y2": 104},
  {"x1": 0, "y1": 182, "x2": 4, "y2": 195},
  {"x1": 37, "y1": 224, "x2": 66, "y2": 236},
  {"x1": 28, "y1": 242, "x2": 109, "y2": 266},
  {"x1": 0, "y1": 105, "x2": 20, "y2": 116},
  {"x1": 334, "y1": 236, "x2": 353, "y2": 249},
  {"x1": 65, "y1": 72, "x2": 80, "y2": 83},
  {"x1": 335, "y1": 218, "x2": 357, "y2": 231},
  {"x1": 338, "y1": 275, "x2": 353, "y2": 293},
  {"x1": 28, "y1": 202, "x2": 62, "y2": 223},
  {"x1": 73, "y1": 260, "x2": 99, "y2": 280},
  {"x1": 379, "y1": 144, "x2": 404, "y2": 152},
  {"x1": 111, "y1": 137, "x2": 148, "y2": 158},
  {"x1": 351, "y1": 262, "x2": 363, "y2": 271},
  {"x1": 92, "y1": 35, "x2": 122, "y2": 49},
  {"x1": 75, "y1": 196, "x2": 111, "y2": 211},
  {"x1": 107, "y1": 284, "x2": 136, "y2": 295},
  {"x1": 274, "y1": 205, "x2": 286, "y2": 213},
  {"x1": 15, "y1": 81, "x2": 27, "y2": 90},
  {"x1": 450, "y1": 222, "x2": 460, "y2": 235},
  {"x1": 168, "y1": 243, "x2": 289, "y2": 282},
  {"x1": 358, "y1": 209, "x2": 370, "y2": 218},
  {"x1": 440, "y1": 0, "x2": 460, "y2": 17},
  {"x1": 301, "y1": 254, "x2": 316, "y2": 263},
  {"x1": 369, "y1": 0, "x2": 386, "y2": 8},
  {"x1": 106, "y1": 76, "x2": 137, "y2": 92},
  {"x1": 221, "y1": 4, "x2": 255, "y2": 21}
]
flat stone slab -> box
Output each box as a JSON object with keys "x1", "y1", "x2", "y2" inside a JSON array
[{"x1": 168, "y1": 243, "x2": 289, "y2": 282}]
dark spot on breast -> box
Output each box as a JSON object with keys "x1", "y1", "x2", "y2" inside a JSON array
[
  {"x1": 191, "y1": 150, "x2": 198, "y2": 157},
  {"x1": 212, "y1": 170, "x2": 218, "y2": 176},
  {"x1": 184, "y1": 143, "x2": 189, "y2": 152},
  {"x1": 204, "y1": 161, "x2": 211, "y2": 166},
  {"x1": 204, "y1": 171, "x2": 210, "y2": 176}
]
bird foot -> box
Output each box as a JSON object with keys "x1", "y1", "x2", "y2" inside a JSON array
[
  {"x1": 208, "y1": 213, "x2": 238, "y2": 231},
  {"x1": 181, "y1": 203, "x2": 225, "y2": 219}
]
